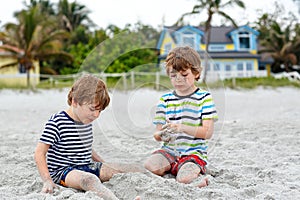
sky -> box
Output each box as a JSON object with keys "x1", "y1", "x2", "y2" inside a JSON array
[{"x1": 0, "y1": 0, "x2": 299, "y2": 29}]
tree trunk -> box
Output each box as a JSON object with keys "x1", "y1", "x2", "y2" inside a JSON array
[
  {"x1": 201, "y1": 9, "x2": 213, "y2": 84},
  {"x1": 202, "y1": 18, "x2": 212, "y2": 84},
  {"x1": 26, "y1": 69, "x2": 30, "y2": 88}
]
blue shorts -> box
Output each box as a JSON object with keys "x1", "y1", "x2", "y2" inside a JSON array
[{"x1": 59, "y1": 162, "x2": 102, "y2": 186}]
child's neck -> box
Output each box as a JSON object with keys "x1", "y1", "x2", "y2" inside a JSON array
[
  {"x1": 175, "y1": 85, "x2": 197, "y2": 96},
  {"x1": 65, "y1": 107, "x2": 77, "y2": 121}
]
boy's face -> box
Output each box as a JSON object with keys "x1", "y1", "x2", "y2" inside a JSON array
[
  {"x1": 169, "y1": 68, "x2": 198, "y2": 93},
  {"x1": 72, "y1": 101, "x2": 102, "y2": 124}
]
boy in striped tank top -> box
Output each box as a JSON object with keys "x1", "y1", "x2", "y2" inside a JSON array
[
  {"x1": 34, "y1": 74, "x2": 142, "y2": 199},
  {"x1": 144, "y1": 46, "x2": 218, "y2": 187}
]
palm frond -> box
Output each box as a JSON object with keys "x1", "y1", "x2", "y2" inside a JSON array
[{"x1": 0, "y1": 61, "x2": 18, "y2": 69}]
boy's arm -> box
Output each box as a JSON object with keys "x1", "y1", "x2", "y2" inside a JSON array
[
  {"x1": 92, "y1": 149, "x2": 105, "y2": 162},
  {"x1": 153, "y1": 124, "x2": 163, "y2": 141},
  {"x1": 182, "y1": 119, "x2": 214, "y2": 139},
  {"x1": 34, "y1": 142, "x2": 56, "y2": 193}
]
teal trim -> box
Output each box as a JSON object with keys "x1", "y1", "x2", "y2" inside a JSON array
[
  {"x1": 227, "y1": 25, "x2": 260, "y2": 37},
  {"x1": 227, "y1": 25, "x2": 260, "y2": 51},
  {"x1": 232, "y1": 34, "x2": 238, "y2": 50},
  {"x1": 251, "y1": 35, "x2": 258, "y2": 50},
  {"x1": 196, "y1": 34, "x2": 201, "y2": 51},
  {"x1": 176, "y1": 25, "x2": 204, "y2": 36},
  {"x1": 172, "y1": 25, "x2": 204, "y2": 50},
  {"x1": 156, "y1": 28, "x2": 167, "y2": 49}
]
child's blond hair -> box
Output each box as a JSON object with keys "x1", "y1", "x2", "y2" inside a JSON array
[
  {"x1": 67, "y1": 74, "x2": 110, "y2": 110},
  {"x1": 165, "y1": 46, "x2": 202, "y2": 81}
]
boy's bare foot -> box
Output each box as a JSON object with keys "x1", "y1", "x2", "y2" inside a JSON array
[
  {"x1": 134, "y1": 196, "x2": 141, "y2": 200},
  {"x1": 196, "y1": 177, "x2": 209, "y2": 188}
]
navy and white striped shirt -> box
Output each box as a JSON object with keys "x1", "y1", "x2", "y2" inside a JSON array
[{"x1": 39, "y1": 111, "x2": 93, "y2": 183}]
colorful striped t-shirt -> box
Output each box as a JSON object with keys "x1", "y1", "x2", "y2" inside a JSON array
[{"x1": 153, "y1": 88, "x2": 218, "y2": 162}]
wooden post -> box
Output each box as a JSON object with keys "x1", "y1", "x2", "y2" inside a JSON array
[
  {"x1": 101, "y1": 72, "x2": 106, "y2": 83},
  {"x1": 232, "y1": 77, "x2": 236, "y2": 88},
  {"x1": 232, "y1": 70, "x2": 236, "y2": 88},
  {"x1": 49, "y1": 77, "x2": 54, "y2": 87},
  {"x1": 122, "y1": 72, "x2": 127, "y2": 90},
  {"x1": 155, "y1": 71, "x2": 160, "y2": 90},
  {"x1": 131, "y1": 71, "x2": 135, "y2": 89}
]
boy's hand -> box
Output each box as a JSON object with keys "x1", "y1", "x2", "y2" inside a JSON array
[
  {"x1": 157, "y1": 123, "x2": 179, "y2": 142},
  {"x1": 41, "y1": 179, "x2": 56, "y2": 193},
  {"x1": 159, "y1": 131, "x2": 176, "y2": 142},
  {"x1": 162, "y1": 123, "x2": 182, "y2": 134}
]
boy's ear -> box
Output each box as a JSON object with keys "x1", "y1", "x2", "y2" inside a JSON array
[{"x1": 71, "y1": 98, "x2": 78, "y2": 107}]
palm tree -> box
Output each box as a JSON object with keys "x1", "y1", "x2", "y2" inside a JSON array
[
  {"x1": 259, "y1": 20, "x2": 297, "y2": 72},
  {"x1": 24, "y1": 0, "x2": 55, "y2": 15},
  {"x1": 57, "y1": 0, "x2": 94, "y2": 32},
  {"x1": 255, "y1": 6, "x2": 300, "y2": 73},
  {"x1": 177, "y1": 0, "x2": 245, "y2": 82},
  {"x1": 0, "y1": 6, "x2": 71, "y2": 87}
]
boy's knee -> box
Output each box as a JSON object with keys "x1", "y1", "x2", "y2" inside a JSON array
[
  {"x1": 176, "y1": 174, "x2": 193, "y2": 184},
  {"x1": 144, "y1": 160, "x2": 165, "y2": 176},
  {"x1": 80, "y1": 173, "x2": 100, "y2": 189},
  {"x1": 144, "y1": 160, "x2": 156, "y2": 171},
  {"x1": 143, "y1": 160, "x2": 150, "y2": 170},
  {"x1": 176, "y1": 162, "x2": 200, "y2": 184}
]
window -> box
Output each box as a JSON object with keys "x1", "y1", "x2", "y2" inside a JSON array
[
  {"x1": 246, "y1": 62, "x2": 253, "y2": 71},
  {"x1": 207, "y1": 64, "x2": 211, "y2": 71},
  {"x1": 209, "y1": 45, "x2": 226, "y2": 52},
  {"x1": 213, "y1": 63, "x2": 220, "y2": 71},
  {"x1": 259, "y1": 65, "x2": 266, "y2": 70},
  {"x1": 237, "y1": 63, "x2": 243, "y2": 71},
  {"x1": 182, "y1": 34, "x2": 196, "y2": 49},
  {"x1": 225, "y1": 64, "x2": 231, "y2": 71},
  {"x1": 238, "y1": 31, "x2": 250, "y2": 50},
  {"x1": 19, "y1": 64, "x2": 26, "y2": 73}
]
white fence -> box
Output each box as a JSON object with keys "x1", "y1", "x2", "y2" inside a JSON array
[
  {"x1": 206, "y1": 70, "x2": 268, "y2": 81},
  {"x1": 39, "y1": 71, "x2": 164, "y2": 90},
  {"x1": 1, "y1": 70, "x2": 298, "y2": 89}
]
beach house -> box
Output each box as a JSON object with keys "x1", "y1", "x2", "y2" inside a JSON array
[
  {"x1": 0, "y1": 46, "x2": 39, "y2": 87},
  {"x1": 156, "y1": 25, "x2": 271, "y2": 81}
]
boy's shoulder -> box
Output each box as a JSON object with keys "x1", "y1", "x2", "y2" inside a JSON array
[
  {"x1": 160, "y1": 91, "x2": 176, "y2": 101},
  {"x1": 195, "y1": 88, "x2": 210, "y2": 96},
  {"x1": 161, "y1": 91, "x2": 174, "y2": 98},
  {"x1": 48, "y1": 111, "x2": 68, "y2": 122}
]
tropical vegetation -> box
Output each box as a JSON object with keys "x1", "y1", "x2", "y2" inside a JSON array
[
  {"x1": 253, "y1": 2, "x2": 300, "y2": 74},
  {"x1": 0, "y1": 0, "x2": 299, "y2": 88},
  {"x1": 0, "y1": 2, "x2": 72, "y2": 87}
]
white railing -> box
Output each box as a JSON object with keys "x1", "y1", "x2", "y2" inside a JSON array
[
  {"x1": 39, "y1": 71, "x2": 164, "y2": 90},
  {"x1": 2, "y1": 70, "x2": 299, "y2": 89},
  {"x1": 206, "y1": 70, "x2": 267, "y2": 80}
]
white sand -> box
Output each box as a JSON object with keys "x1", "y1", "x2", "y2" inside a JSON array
[{"x1": 0, "y1": 87, "x2": 299, "y2": 200}]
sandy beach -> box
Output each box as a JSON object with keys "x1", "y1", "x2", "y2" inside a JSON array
[{"x1": 0, "y1": 86, "x2": 299, "y2": 200}]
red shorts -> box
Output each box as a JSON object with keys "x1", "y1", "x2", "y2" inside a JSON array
[{"x1": 153, "y1": 149, "x2": 207, "y2": 176}]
